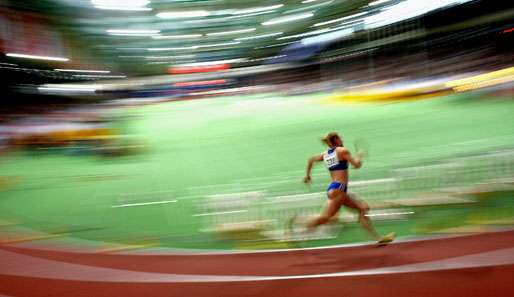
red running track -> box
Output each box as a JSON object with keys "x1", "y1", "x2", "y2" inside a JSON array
[{"x1": 1, "y1": 230, "x2": 514, "y2": 297}]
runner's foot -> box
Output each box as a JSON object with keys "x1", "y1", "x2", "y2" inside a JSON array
[
  {"x1": 284, "y1": 215, "x2": 298, "y2": 240},
  {"x1": 377, "y1": 232, "x2": 395, "y2": 245}
]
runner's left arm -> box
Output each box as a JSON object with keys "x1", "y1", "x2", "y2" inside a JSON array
[{"x1": 340, "y1": 148, "x2": 362, "y2": 169}]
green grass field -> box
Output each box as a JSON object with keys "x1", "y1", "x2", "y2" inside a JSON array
[{"x1": 1, "y1": 91, "x2": 514, "y2": 250}]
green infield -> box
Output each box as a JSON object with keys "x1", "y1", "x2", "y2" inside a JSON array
[{"x1": 1, "y1": 91, "x2": 514, "y2": 250}]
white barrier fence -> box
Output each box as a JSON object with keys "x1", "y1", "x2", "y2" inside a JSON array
[{"x1": 195, "y1": 150, "x2": 514, "y2": 239}]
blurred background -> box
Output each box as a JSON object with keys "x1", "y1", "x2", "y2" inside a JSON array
[{"x1": 0, "y1": 0, "x2": 513, "y2": 251}]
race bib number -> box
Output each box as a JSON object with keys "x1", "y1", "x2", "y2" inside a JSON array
[{"x1": 323, "y1": 152, "x2": 338, "y2": 168}]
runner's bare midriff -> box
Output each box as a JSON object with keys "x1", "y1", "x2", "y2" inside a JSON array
[{"x1": 329, "y1": 169, "x2": 348, "y2": 185}]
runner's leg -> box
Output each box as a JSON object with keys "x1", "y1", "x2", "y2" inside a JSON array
[
  {"x1": 343, "y1": 193, "x2": 381, "y2": 240},
  {"x1": 306, "y1": 190, "x2": 345, "y2": 232}
]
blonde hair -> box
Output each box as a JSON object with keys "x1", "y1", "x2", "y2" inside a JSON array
[{"x1": 321, "y1": 132, "x2": 340, "y2": 147}]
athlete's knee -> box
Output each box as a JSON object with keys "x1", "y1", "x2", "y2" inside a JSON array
[
  {"x1": 317, "y1": 215, "x2": 330, "y2": 225},
  {"x1": 359, "y1": 202, "x2": 370, "y2": 215}
]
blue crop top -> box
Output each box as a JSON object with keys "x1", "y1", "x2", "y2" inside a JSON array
[{"x1": 323, "y1": 147, "x2": 348, "y2": 171}]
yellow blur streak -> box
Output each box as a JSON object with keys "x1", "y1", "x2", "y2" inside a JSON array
[{"x1": 446, "y1": 66, "x2": 514, "y2": 92}]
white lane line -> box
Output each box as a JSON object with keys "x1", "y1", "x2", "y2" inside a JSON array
[
  {"x1": 1, "y1": 247, "x2": 513, "y2": 283},
  {"x1": 365, "y1": 211, "x2": 415, "y2": 217},
  {"x1": 112, "y1": 200, "x2": 177, "y2": 208},
  {"x1": 193, "y1": 210, "x2": 248, "y2": 217}
]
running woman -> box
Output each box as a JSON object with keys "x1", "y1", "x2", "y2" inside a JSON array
[{"x1": 303, "y1": 132, "x2": 394, "y2": 244}]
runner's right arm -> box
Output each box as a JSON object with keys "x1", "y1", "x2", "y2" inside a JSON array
[{"x1": 304, "y1": 153, "x2": 323, "y2": 183}]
